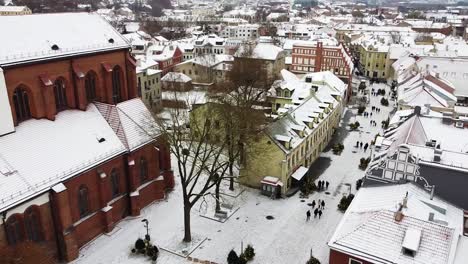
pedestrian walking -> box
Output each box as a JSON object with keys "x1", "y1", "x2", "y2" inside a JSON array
[
  {"x1": 321, "y1": 200, "x2": 325, "y2": 209},
  {"x1": 356, "y1": 141, "x2": 359, "y2": 147},
  {"x1": 326, "y1": 181, "x2": 329, "y2": 189},
  {"x1": 364, "y1": 143, "x2": 369, "y2": 152},
  {"x1": 370, "y1": 112, "x2": 373, "y2": 117},
  {"x1": 311, "y1": 200, "x2": 316, "y2": 208},
  {"x1": 360, "y1": 142, "x2": 363, "y2": 148},
  {"x1": 314, "y1": 208, "x2": 318, "y2": 218},
  {"x1": 306, "y1": 210, "x2": 311, "y2": 221},
  {"x1": 318, "y1": 210, "x2": 323, "y2": 219}
]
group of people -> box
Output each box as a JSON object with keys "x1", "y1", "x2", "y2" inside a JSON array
[
  {"x1": 362, "y1": 111, "x2": 373, "y2": 118},
  {"x1": 370, "y1": 88, "x2": 381, "y2": 97},
  {"x1": 317, "y1": 180, "x2": 329, "y2": 190},
  {"x1": 356, "y1": 141, "x2": 370, "y2": 152},
  {"x1": 306, "y1": 199, "x2": 326, "y2": 221},
  {"x1": 371, "y1": 106, "x2": 382, "y2": 113},
  {"x1": 369, "y1": 120, "x2": 378, "y2": 127}
]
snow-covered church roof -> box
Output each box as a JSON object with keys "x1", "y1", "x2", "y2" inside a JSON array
[{"x1": 0, "y1": 13, "x2": 130, "y2": 66}]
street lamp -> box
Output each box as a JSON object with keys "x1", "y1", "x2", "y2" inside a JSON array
[{"x1": 141, "y1": 219, "x2": 150, "y2": 241}]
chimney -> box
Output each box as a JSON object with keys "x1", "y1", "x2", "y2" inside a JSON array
[
  {"x1": 395, "y1": 203, "x2": 404, "y2": 222},
  {"x1": 414, "y1": 106, "x2": 421, "y2": 116}
]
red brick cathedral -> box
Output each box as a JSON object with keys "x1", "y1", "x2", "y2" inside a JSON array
[{"x1": 0, "y1": 13, "x2": 174, "y2": 262}]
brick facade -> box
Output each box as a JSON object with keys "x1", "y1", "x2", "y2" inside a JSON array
[
  {"x1": 329, "y1": 249, "x2": 373, "y2": 264},
  {"x1": 0, "y1": 49, "x2": 174, "y2": 262},
  {"x1": 291, "y1": 42, "x2": 353, "y2": 100},
  {"x1": 3, "y1": 50, "x2": 137, "y2": 125}
]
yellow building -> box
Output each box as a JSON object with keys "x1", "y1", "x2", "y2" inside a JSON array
[
  {"x1": 358, "y1": 44, "x2": 388, "y2": 79},
  {"x1": 0, "y1": 6, "x2": 32, "y2": 16},
  {"x1": 241, "y1": 71, "x2": 346, "y2": 195}
]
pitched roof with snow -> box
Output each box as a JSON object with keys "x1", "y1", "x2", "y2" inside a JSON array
[
  {"x1": 329, "y1": 183, "x2": 463, "y2": 264},
  {"x1": 0, "y1": 105, "x2": 127, "y2": 212},
  {"x1": 0, "y1": 13, "x2": 130, "y2": 66},
  {"x1": 161, "y1": 72, "x2": 192, "y2": 83},
  {"x1": 267, "y1": 71, "x2": 346, "y2": 153},
  {"x1": 0, "y1": 98, "x2": 160, "y2": 212}
]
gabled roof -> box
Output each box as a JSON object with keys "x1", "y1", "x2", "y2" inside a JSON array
[
  {"x1": 0, "y1": 13, "x2": 130, "y2": 66},
  {"x1": 329, "y1": 183, "x2": 463, "y2": 264},
  {"x1": 95, "y1": 99, "x2": 158, "y2": 151}
]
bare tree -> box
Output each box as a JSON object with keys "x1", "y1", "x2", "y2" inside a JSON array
[
  {"x1": 150, "y1": 77, "x2": 231, "y2": 242},
  {"x1": 211, "y1": 50, "x2": 270, "y2": 192}
]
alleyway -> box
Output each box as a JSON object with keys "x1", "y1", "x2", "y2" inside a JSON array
[{"x1": 72, "y1": 82, "x2": 395, "y2": 264}]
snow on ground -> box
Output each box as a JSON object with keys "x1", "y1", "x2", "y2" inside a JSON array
[{"x1": 73, "y1": 83, "x2": 394, "y2": 264}]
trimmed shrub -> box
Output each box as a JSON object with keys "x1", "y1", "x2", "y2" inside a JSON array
[
  {"x1": 332, "y1": 143, "x2": 345, "y2": 155},
  {"x1": 306, "y1": 256, "x2": 321, "y2": 264},
  {"x1": 380, "y1": 98, "x2": 389, "y2": 106},
  {"x1": 349, "y1": 121, "x2": 360, "y2": 131},
  {"x1": 132, "y1": 237, "x2": 159, "y2": 262},
  {"x1": 228, "y1": 250, "x2": 240, "y2": 264},
  {"x1": 244, "y1": 244, "x2": 255, "y2": 260},
  {"x1": 338, "y1": 194, "x2": 355, "y2": 212},
  {"x1": 238, "y1": 254, "x2": 248, "y2": 264},
  {"x1": 359, "y1": 157, "x2": 371, "y2": 170},
  {"x1": 357, "y1": 105, "x2": 366, "y2": 115},
  {"x1": 135, "y1": 239, "x2": 145, "y2": 250}
]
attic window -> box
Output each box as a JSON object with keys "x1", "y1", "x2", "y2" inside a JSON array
[
  {"x1": 51, "y1": 44, "x2": 59, "y2": 51},
  {"x1": 305, "y1": 77, "x2": 312, "y2": 83},
  {"x1": 108, "y1": 38, "x2": 115, "y2": 44}
]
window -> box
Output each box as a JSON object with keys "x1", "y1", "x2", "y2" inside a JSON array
[
  {"x1": 78, "y1": 185, "x2": 90, "y2": 218},
  {"x1": 85, "y1": 71, "x2": 97, "y2": 102},
  {"x1": 12, "y1": 86, "x2": 31, "y2": 122},
  {"x1": 111, "y1": 169, "x2": 120, "y2": 198},
  {"x1": 112, "y1": 66, "x2": 123, "y2": 104},
  {"x1": 24, "y1": 206, "x2": 43, "y2": 242},
  {"x1": 54, "y1": 78, "x2": 67, "y2": 111},
  {"x1": 5, "y1": 215, "x2": 24, "y2": 245},
  {"x1": 140, "y1": 157, "x2": 148, "y2": 183},
  {"x1": 349, "y1": 259, "x2": 363, "y2": 264}
]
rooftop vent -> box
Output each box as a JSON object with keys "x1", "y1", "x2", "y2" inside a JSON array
[
  {"x1": 402, "y1": 228, "x2": 422, "y2": 257},
  {"x1": 98, "y1": 137, "x2": 106, "y2": 143},
  {"x1": 108, "y1": 38, "x2": 115, "y2": 44},
  {"x1": 51, "y1": 44, "x2": 59, "y2": 51}
]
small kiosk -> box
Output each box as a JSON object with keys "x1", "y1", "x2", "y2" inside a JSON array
[{"x1": 260, "y1": 176, "x2": 283, "y2": 199}]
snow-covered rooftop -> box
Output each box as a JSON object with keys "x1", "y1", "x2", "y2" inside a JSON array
[
  {"x1": 0, "y1": 13, "x2": 130, "y2": 66},
  {"x1": 329, "y1": 183, "x2": 464, "y2": 264},
  {"x1": 0, "y1": 104, "x2": 126, "y2": 212}
]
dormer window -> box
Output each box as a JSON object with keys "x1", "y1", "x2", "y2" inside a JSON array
[
  {"x1": 51, "y1": 44, "x2": 59, "y2": 51},
  {"x1": 305, "y1": 77, "x2": 312, "y2": 83}
]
